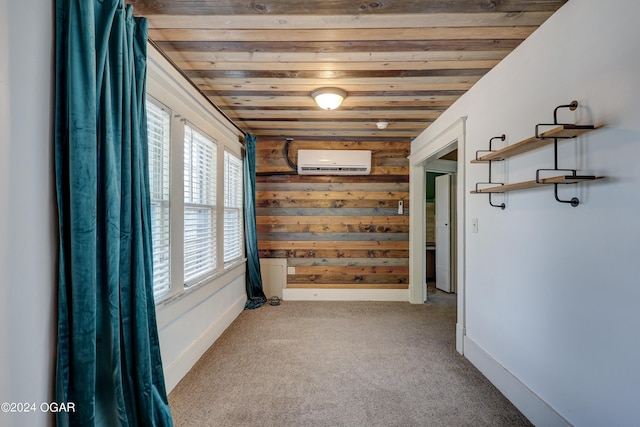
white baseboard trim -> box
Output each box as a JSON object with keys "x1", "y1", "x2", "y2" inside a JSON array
[
  {"x1": 456, "y1": 323, "x2": 465, "y2": 355},
  {"x1": 163, "y1": 294, "x2": 245, "y2": 393},
  {"x1": 282, "y1": 288, "x2": 409, "y2": 301},
  {"x1": 464, "y1": 336, "x2": 571, "y2": 427}
]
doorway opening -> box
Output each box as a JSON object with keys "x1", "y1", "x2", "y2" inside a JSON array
[
  {"x1": 425, "y1": 151, "x2": 457, "y2": 300},
  {"x1": 425, "y1": 154, "x2": 457, "y2": 308},
  {"x1": 409, "y1": 117, "x2": 466, "y2": 354}
]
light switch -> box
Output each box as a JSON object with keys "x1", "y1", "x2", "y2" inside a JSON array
[
  {"x1": 287, "y1": 266, "x2": 296, "y2": 275},
  {"x1": 398, "y1": 200, "x2": 404, "y2": 215}
]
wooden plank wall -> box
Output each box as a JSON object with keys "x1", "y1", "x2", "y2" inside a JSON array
[{"x1": 255, "y1": 139, "x2": 410, "y2": 290}]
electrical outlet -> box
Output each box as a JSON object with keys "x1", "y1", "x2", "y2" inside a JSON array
[{"x1": 287, "y1": 266, "x2": 296, "y2": 275}]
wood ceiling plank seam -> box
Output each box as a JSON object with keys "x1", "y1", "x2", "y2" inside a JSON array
[
  {"x1": 172, "y1": 59, "x2": 502, "y2": 71},
  {"x1": 226, "y1": 98, "x2": 441, "y2": 109},
  {"x1": 250, "y1": 124, "x2": 417, "y2": 129},
  {"x1": 215, "y1": 92, "x2": 459, "y2": 101},
  {"x1": 209, "y1": 92, "x2": 458, "y2": 101},
  {"x1": 249, "y1": 125, "x2": 430, "y2": 129},
  {"x1": 199, "y1": 83, "x2": 475, "y2": 91},
  {"x1": 191, "y1": 76, "x2": 482, "y2": 85},
  {"x1": 206, "y1": 90, "x2": 467, "y2": 97},
  {"x1": 148, "y1": 27, "x2": 537, "y2": 42},
  {"x1": 144, "y1": 12, "x2": 557, "y2": 30},
  {"x1": 132, "y1": 1, "x2": 567, "y2": 16},
  {"x1": 183, "y1": 69, "x2": 492, "y2": 79},
  {"x1": 223, "y1": 110, "x2": 442, "y2": 118},
  {"x1": 253, "y1": 132, "x2": 418, "y2": 138},
  {"x1": 153, "y1": 39, "x2": 526, "y2": 54},
  {"x1": 254, "y1": 134, "x2": 417, "y2": 139},
  {"x1": 158, "y1": 51, "x2": 513, "y2": 62}
]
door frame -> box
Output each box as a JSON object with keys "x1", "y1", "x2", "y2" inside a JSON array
[{"x1": 409, "y1": 117, "x2": 466, "y2": 354}]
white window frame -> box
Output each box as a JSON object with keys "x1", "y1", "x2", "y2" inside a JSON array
[
  {"x1": 223, "y1": 149, "x2": 244, "y2": 267},
  {"x1": 146, "y1": 97, "x2": 172, "y2": 300},
  {"x1": 183, "y1": 124, "x2": 217, "y2": 286}
]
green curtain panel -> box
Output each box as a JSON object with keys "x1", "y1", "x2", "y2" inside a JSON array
[
  {"x1": 243, "y1": 134, "x2": 267, "y2": 309},
  {"x1": 54, "y1": 1, "x2": 173, "y2": 425}
]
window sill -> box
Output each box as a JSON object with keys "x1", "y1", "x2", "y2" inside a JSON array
[
  {"x1": 154, "y1": 259, "x2": 247, "y2": 330},
  {"x1": 154, "y1": 258, "x2": 247, "y2": 308}
]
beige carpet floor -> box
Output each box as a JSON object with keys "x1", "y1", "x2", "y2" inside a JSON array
[{"x1": 168, "y1": 293, "x2": 532, "y2": 426}]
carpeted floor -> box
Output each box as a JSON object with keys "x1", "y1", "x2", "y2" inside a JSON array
[{"x1": 168, "y1": 292, "x2": 532, "y2": 427}]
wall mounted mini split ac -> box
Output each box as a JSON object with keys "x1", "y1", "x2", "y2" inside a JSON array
[{"x1": 297, "y1": 149, "x2": 371, "y2": 175}]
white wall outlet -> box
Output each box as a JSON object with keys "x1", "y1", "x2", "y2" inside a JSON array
[
  {"x1": 287, "y1": 266, "x2": 296, "y2": 275},
  {"x1": 398, "y1": 200, "x2": 404, "y2": 215},
  {"x1": 472, "y1": 218, "x2": 478, "y2": 233}
]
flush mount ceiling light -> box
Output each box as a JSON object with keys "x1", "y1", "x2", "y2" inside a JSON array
[
  {"x1": 376, "y1": 121, "x2": 389, "y2": 130},
  {"x1": 311, "y1": 87, "x2": 347, "y2": 110}
]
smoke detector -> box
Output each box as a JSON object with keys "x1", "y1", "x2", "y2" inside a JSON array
[{"x1": 376, "y1": 121, "x2": 388, "y2": 130}]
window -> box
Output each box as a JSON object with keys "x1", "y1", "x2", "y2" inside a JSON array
[
  {"x1": 224, "y1": 150, "x2": 244, "y2": 266},
  {"x1": 147, "y1": 66, "x2": 246, "y2": 304},
  {"x1": 146, "y1": 99, "x2": 171, "y2": 298},
  {"x1": 183, "y1": 125, "x2": 217, "y2": 285}
]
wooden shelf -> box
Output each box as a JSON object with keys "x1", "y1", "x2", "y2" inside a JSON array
[
  {"x1": 471, "y1": 101, "x2": 603, "y2": 208},
  {"x1": 471, "y1": 175, "x2": 603, "y2": 194},
  {"x1": 471, "y1": 125, "x2": 597, "y2": 163}
]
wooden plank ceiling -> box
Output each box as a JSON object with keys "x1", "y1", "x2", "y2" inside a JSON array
[{"x1": 130, "y1": 0, "x2": 567, "y2": 141}]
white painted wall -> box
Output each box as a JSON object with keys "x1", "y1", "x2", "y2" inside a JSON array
[
  {"x1": 156, "y1": 268, "x2": 246, "y2": 391},
  {"x1": 412, "y1": 1, "x2": 640, "y2": 425},
  {"x1": 0, "y1": 2, "x2": 56, "y2": 427}
]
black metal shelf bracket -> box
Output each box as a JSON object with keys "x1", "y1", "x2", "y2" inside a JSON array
[
  {"x1": 534, "y1": 100, "x2": 579, "y2": 140},
  {"x1": 474, "y1": 134, "x2": 506, "y2": 162},
  {"x1": 535, "y1": 168, "x2": 581, "y2": 207},
  {"x1": 555, "y1": 187, "x2": 580, "y2": 207},
  {"x1": 534, "y1": 101, "x2": 594, "y2": 207},
  {"x1": 475, "y1": 134, "x2": 506, "y2": 209}
]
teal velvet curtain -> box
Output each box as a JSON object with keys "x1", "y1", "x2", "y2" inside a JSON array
[
  {"x1": 54, "y1": 1, "x2": 173, "y2": 425},
  {"x1": 243, "y1": 134, "x2": 267, "y2": 309}
]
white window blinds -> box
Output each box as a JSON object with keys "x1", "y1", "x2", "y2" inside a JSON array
[
  {"x1": 146, "y1": 100, "x2": 171, "y2": 298},
  {"x1": 183, "y1": 125, "x2": 217, "y2": 284},
  {"x1": 224, "y1": 150, "x2": 244, "y2": 265}
]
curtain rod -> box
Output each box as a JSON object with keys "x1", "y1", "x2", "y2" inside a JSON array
[{"x1": 147, "y1": 38, "x2": 247, "y2": 143}]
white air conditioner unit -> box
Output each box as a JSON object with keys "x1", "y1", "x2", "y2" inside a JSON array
[{"x1": 297, "y1": 149, "x2": 371, "y2": 175}]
